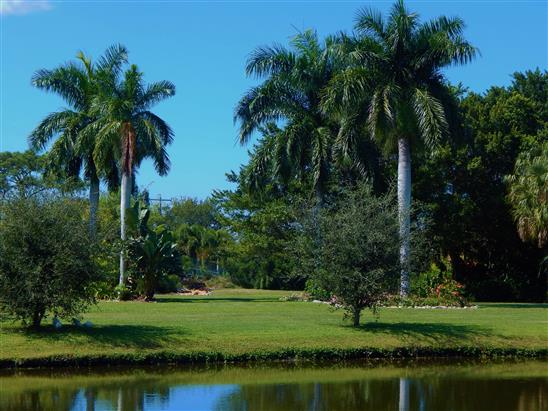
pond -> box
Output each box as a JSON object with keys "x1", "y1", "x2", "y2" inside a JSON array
[{"x1": 0, "y1": 359, "x2": 546, "y2": 411}]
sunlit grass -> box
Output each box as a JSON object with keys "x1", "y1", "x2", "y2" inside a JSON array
[{"x1": 0, "y1": 289, "x2": 546, "y2": 364}]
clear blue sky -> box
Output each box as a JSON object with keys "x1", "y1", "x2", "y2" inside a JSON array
[{"x1": 1, "y1": 0, "x2": 546, "y2": 199}]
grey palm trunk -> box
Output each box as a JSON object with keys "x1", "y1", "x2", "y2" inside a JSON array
[
  {"x1": 89, "y1": 174, "x2": 100, "y2": 237},
  {"x1": 118, "y1": 172, "x2": 131, "y2": 286},
  {"x1": 397, "y1": 138, "x2": 411, "y2": 297}
]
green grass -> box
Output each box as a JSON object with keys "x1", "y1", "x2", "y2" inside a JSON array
[{"x1": 0, "y1": 289, "x2": 546, "y2": 367}]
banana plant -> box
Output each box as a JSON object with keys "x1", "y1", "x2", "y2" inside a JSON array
[{"x1": 126, "y1": 202, "x2": 178, "y2": 300}]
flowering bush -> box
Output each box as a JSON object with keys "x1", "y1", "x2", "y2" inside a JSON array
[{"x1": 410, "y1": 258, "x2": 468, "y2": 306}]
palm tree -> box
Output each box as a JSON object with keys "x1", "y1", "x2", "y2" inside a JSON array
[
  {"x1": 87, "y1": 64, "x2": 175, "y2": 286},
  {"x1": 29, "y1": 45, "x2": 127, "y2": 235},
  {"x1": 325, "y1": 0, "x2": 477, "y2": 295},
  {"x1": 506, "y1": 141, "x2": 547, "y2": 248},
  {"x1": 235, "y1": 30, "x2": 346, "y2": 198}
]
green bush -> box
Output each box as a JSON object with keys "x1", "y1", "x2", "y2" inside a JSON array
[
  {"x1": 205, "y1": 275, "x2": 237, "y2": 289},
  {"x1": 0, "y1": 196, "x2": 100, "y2": 328},
  {"x1": 411, "y1": 258, "x2": 468, "y2": 306},
  {"x1": 156, "y1": 274, "x2": 182, "y2": 294},
  {"x1": 299, "y1": 184, "x2": 400, "y2": 327},
  {"x1": 304, "y1": 279, "x2": 331, "y2": 301}
]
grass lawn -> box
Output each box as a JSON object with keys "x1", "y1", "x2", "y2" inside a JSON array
[{"x1": 1, "y1": 288, "x2": 546, "y2": 367}]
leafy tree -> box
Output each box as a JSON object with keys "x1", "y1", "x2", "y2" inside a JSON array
[
  {"x1": 0, "y1": 196, "x2": 100, "y2": 328},
  {"x1": 213, "y1": 166, "x2": 303, "y2": 289},
  {"x1": 506, "y1": 141, "x2": 547, "y2": 248},
  {"x1": 156, "y1": 197, "x2": 219, "y2": 230},
  {"x1": 414, "y1": 71, "x2": 547, "y2": 301},
  {"x1": 0, "y1": 151, "x2": 48, "y2": 199},
  {"x1": 29, "y1": 45, "x2": 127, "y2": 234},
  {"x1": 324, "y1": 0, "x2": 477, "y2": 296},
  {"x1": 87, "y1": 64, "x2": 175, "y2": 286},
  {"x1": 300, "y1": 184, "x2": 399, "y2": 326}
]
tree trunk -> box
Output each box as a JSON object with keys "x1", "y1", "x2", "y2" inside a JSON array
[
  {"x1": 31, "y1": 308, "x2": 44, "y2": 329},
  {"x1": 352, "y1": 308, "x2": 361, "y2": 327},
  {"x1": 398, "y1": 138, "x2": 412, "y2": 297},
  {"x1": 143, "y1": 273, "x2": 156, "y2": 301},
  {"x1": 119, "y1": 172, "x2": 131, "y2": 286},
  {"x1": 89, "y1": 173, "x2": 100, "y2": 238}
]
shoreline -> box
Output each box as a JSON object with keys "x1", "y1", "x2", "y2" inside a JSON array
[{"x1": 2, "y1": 346, "x2": 546, "y2": 370}]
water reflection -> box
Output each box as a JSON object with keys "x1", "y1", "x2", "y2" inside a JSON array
[{"x1": 0, "y1": 360, "x2": 546, "y2": 411}]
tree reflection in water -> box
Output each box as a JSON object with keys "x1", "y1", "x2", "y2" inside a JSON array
[
  {"x1": 1, "y1": 361, "x2": 546, "y2": 411},
  {"x1": 214, "y1": 376, "x2": 546, "y2": 411}
]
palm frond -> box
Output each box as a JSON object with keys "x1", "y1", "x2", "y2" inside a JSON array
[
  {"x1": 138, "y1": 110, "x2": 174, "y2": 145},
  {"x1": 355, "y1": 7, "x2": 385, "y2": 41},
  {"x1": 28, "y1": 110, "x2": 81, "y2": 150},
  {"x1": 31, "y1": 64, "x2": 88, "y2": 110},
  {"x1": 139, "y1": 80, "x2": 176, "y2": 110},
  {"x1": 245, "y1": 44, "x2": 296, "y2": 78},
  {"x1": 412, "y1": 88, "x2": 448, "y2": 149},
  {"x1": 96, "y1": 44, "x2": 128, "y2": 77}
]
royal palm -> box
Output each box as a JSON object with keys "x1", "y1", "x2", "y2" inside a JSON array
[
  {"x1": 29, "y1": 45, "x2": 128, "y2": 234},
  {"x1": 88, "y1": 64, "x2": 175, "y2": 286},
  {"x1": 326, "y1": 0, "x2": 477, "y2": 295},
  {"x1": 235, "y1": 30, "x2": 343, "y2": 197}
]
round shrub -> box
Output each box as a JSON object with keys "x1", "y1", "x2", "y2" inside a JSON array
[{"x1": 0, "y1": 196, "x2": 100, "y2": 328}]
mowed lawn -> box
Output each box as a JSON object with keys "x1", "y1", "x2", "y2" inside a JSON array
[{"x1": 1, "y1": 289, "x2": 547, "y2": 364}]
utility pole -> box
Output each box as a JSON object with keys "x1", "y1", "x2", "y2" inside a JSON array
[{"x1": 149, "y1": 194, "x2": 172, "y2": 216}]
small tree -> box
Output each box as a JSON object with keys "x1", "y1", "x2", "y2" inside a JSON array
[
  {"x1": 305, "y1": 184, "x2": 399, "y2": 326},
  {"x1": 0, "y1": 196, "x2": 100, "y2": 328}
]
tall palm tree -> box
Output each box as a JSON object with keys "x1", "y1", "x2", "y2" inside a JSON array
[
  {"x1": 29, "y1": 45, "x2": 127, "y2": 235},
  {"x1": 87, "y1": 64, "x2": 175, "y2": 286},
  {"x1": 235, "y1": 30, "x2": 347, "y2": 198},
  {"x1": 325, "y1": 0, "x2": 477, "y2": 295}
]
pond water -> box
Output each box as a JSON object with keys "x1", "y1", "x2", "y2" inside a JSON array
[{"x1": 0, "y1": 359, "x2": 546, "y2": 411}]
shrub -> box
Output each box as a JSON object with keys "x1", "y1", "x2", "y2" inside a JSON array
[
  {"x1": 412, "y1": 259, "x2": 468, "y2": 306},
  {"x1": 205, "y1": 275, "x2": 237, "y2": 289},
  {"x1": 156, "y1": 274, "x2": 182, "y2": 294},
  {"x1": 304, "y1": 279, "x2": 331, "y2": 301},
  {"x1": 0, "y1": 196, "x2": 100, "y2": 328},
  {"x1": 300, "y1": 184, "x2": 400, "y2": 327}
]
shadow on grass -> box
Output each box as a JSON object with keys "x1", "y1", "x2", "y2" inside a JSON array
[
  {"x1": 358, "y1": 322, "x2": 491, "y2": 343},
  {"x1": 156, "y1": 297, "x2": 281, "y2": 304},
  {"x1": 22, "y1": 325, "x2": 182, "y2": 349}
]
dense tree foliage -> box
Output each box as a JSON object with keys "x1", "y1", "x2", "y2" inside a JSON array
[
  {"x1": 299, "y1": 184, "x2": 400, "y2": 326},
  {"x1": 223, "y1": 63, "x2": 546, "y2": 301},
  {"x1": 213, "y1": 165, "x2": 303, "y2": 289},
  {"x1": 414, "y1": 70, "x2": 547, "y2": 301},
  {"x1": 0, "y1": 196, "x2": 100, "y2": 327}
]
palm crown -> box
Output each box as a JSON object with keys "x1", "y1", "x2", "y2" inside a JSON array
[
  {"x1": 326, "y1": 0, "x2": 477, "y2": 152},
  {"x1": 87, "y1": 64, "x2": 175, "y2": 178},
  {"x1": 29, "y1": 44, "x2": 128, "y2": 187},
  {"x1": 235, "y1": 30, "x2": 342, "y2": 195}
]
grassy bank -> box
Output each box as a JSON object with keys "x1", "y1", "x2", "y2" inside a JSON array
[{"x1": 1, "y1": 289, "x2": 546, "y2": 368}]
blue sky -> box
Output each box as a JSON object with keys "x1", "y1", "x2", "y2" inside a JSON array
[{"x1": 1, "y1": 0, "x2": 546, "y2": 199}]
